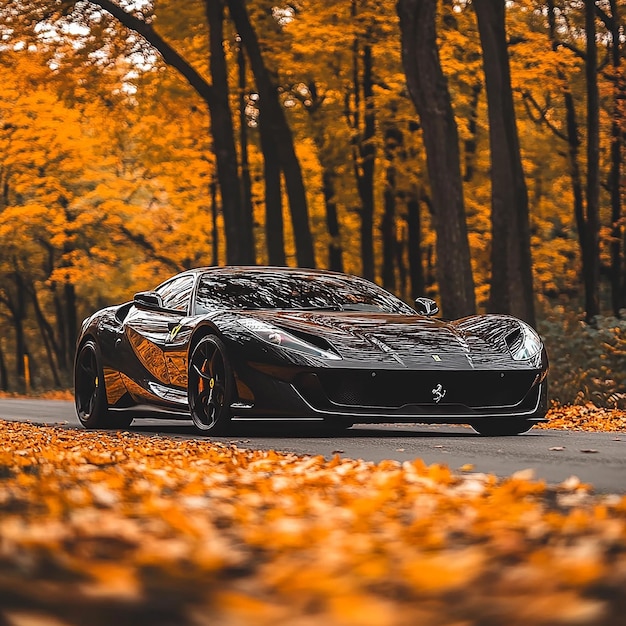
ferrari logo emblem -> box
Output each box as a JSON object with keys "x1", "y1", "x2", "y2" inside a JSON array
[
  {"x1": 432, "y1": 354, "x2": 442, "y2": 362},
  {"x1": 432, "y1": 383, "x2": 446, "y2": 403},
  {"x1": 209, "y1": 378, "x2": 215, "y2": 389}
]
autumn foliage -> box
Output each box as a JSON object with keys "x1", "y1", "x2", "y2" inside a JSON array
[
  {"x1": 0, "y1": 418, "x2": 625, "y2": 626},
  {"x1": 0, "y1": 1, "x2": 624, "y2": 406},
  {"x1": 540, "y1": 404, "x2": 626, "y2": 432}
]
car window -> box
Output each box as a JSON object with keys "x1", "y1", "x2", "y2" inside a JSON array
[
  {"x1": 155, "y1": 275, "x2": 195, "y2": 312},
  {"x1": 194, "y1": 271, "x2": 415, "y2": 314}
]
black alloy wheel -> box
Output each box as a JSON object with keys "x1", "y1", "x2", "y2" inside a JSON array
[
  {"x1": 471, "y1": 418, "x2": 534, "y2": 436},
  {"x1": 74, "y1": 340, "x2": 132, "y2": 429},
  {"x1": 188, "y1": 335, "x2": 233, "y2": 434}
]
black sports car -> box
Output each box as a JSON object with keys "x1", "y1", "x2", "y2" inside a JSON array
[{"x1": 74, "y1": 266, "x2": 548, "y2": 436}]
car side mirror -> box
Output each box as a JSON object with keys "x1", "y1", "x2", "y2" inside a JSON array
[
  {"x1": 133, "y1": 291, "x2": 164, "y2": 310},
  {"x1": 414, "y1": 297, "x2": 439, "y2": 317}
]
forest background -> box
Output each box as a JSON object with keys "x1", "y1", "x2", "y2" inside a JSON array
[{"x1": 0, "y1": 0, "x2": 624, "y2": 408}]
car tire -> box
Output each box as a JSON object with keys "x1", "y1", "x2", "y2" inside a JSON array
[
  {"x1": 188, "y1": 335, "x2": 233, "y2": 435},
  {"x1": 74, "y1": 340, "x2": 132, "y2": 429},
  {"x1": 470, "y1": 419, "x2": 534, "y2": 436}
]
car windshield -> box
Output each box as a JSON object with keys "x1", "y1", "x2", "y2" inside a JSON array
[{"x1": 194, "y1": 271, "x2": 415, "y2": 315}]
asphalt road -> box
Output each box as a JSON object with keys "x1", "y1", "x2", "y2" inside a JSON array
[{"x1": 1, "y1": 398, "x2": 625, "y2": 494}]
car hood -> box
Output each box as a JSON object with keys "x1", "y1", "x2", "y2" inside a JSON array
[{"x1": 235, "y1": 310, "x2": 538, "y2": 370}]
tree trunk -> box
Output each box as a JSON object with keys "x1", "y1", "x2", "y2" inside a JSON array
[
  {"x1": 563, "y1": 91, "x2": 586, "y2": 264},
  {"x1": 607, "y1": 0, "x2": 623, "y2": 316},
  {"x1": 227, "y1": 0, "x2": 315, "y2": 268},
  {"x1": 395, "y1": 219, "x2": 408, "y2": 301},
  {"x1": 381, "y1": 165, "x2": 396, "y2": 292},
  {"x1": 583, "y1": 0, "x2": 601, "y2": 322},
  {"x1": 321, "y1": 170, "x2": 344, "y2": 273},
  {"x1": 205, "y1": 0, "x2": 254, "y2": 264},
  {"x1": 0, "y1": 341, "x2": 7, "y2": 392},
  {"x1": 258, "y1": 102, "x2": 286, "y2": 266},
  {"x1": 381, "y1": 124, "x2": 403, "y2": 292},
  {"x1": 357, "y1": 41, "x2": 376, "y2": 282},
  {"x1": 473, "y1": 0, "x2": 535, "y2": 326},
  {"x1": 12, "y1": 274, "x2": 27, "y2": 393},
  {"x1": 15, "y1": 319, "x2": 26, "y2": 393},
  {"x1": 236, "y1": 34, "x2": 256, "y2": 264},
  {"x1": 51, "y1": 283, "x2": 68, "y2": 373},
  {"x1": 345, "y1": 3, "x2": 376, "y2": 282},
  {"x1": 210, "y1": 178, "x2": 219, "y2": 266},
  {"x1": 303, "y1": 82, "x2": 344, "y2": 273},
  {"x1": 463, "y1": 82, "x2": 482, "y2": 183},
  {"x1": 406, "y1": 189, "x2": 425, "y2": 299},
  {"x1": 30, "y1": 284, "x2": 63, "y2": 387},
  {"x1": 397, "y1": 0, "x2": 476, "y2": 319},
  {"x1": 64, "y1": 282, "x2": 77, "y2": 372}
]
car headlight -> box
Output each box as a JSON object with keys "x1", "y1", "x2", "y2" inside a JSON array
[
  {"x1": 238, "y1": 318, "x2": 341, "y2": 360},
  {"x1": 505, "y1": 323, "x2": 543, "y2": 361}
]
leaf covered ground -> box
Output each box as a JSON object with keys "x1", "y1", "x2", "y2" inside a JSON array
[
  {"x1": 1, "y1": 417, "x2": 626, "y2": 626},
  {"x1": 541, "y1": 405, "x2": 626, "y2": 432}
]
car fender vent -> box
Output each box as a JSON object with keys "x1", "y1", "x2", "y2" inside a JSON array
[{"x1": 280, "y1": 326, "x2": 339, "y2": 356}]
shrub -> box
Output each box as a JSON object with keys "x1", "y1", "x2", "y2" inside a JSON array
[{"x1": 538, "y1": 307, "x2": 626, "y2": 408}]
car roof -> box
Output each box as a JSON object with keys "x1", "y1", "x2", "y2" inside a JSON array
[{"x1": 181, "y1": 266, "x2": 357, "y2": 280}]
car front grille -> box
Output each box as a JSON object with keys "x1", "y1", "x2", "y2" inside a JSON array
[{"x1": 293, "y1": 369, "x2": 540, "y2": 411}]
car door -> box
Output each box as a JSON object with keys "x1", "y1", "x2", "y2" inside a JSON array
[{"x1": 123, "y1": 274, "x2": 196, "y2": 396}]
